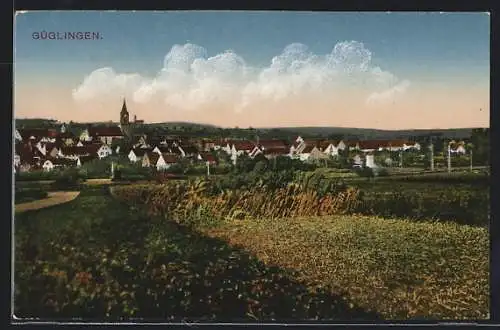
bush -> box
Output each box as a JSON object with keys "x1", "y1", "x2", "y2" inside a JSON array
[
  {"x1": 52, "y1": 168, "x2": 84, "y2": 190},
  {"x1": 16, "y1": 170, "x2": 59, "y2": 181}
]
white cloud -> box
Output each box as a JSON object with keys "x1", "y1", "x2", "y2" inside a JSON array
[
  {"x1": 72, "y1": 41, "x2": 410, "y2": 111},
  {"x1": 366, "y1": 80, "x2": 411, "y2": 106}
]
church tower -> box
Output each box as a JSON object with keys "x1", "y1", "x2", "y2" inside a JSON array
[{"x1": 119, "y1": 98, "x2": 133, "y2": 140}]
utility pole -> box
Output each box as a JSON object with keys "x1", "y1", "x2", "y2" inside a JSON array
[
  {"x1": 206, "y1": 161, "x2": 210, "y2": 176},
  {"x1": 399, "y1": 149, "x2": 403, "y2": 168},
  {"x1": 429, "y1": 137, "x2": 434, "y2": 171},
  {"x1": 111, "y1": 161, "x2": 115, "y2": 179},
  {"x1": 470, "y1": 148, "x2": 473, "y2": 172},
  {"x1": 447, "y1": 141, "x2": 452, "y2": 173}
]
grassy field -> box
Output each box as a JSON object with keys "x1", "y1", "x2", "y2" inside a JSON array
[
  {"x1": 14, "y1": 171, "x2": 490, "y2": 320},
  {"x1": 205, "y1": 216, "x2": 489, "y2": 319}
]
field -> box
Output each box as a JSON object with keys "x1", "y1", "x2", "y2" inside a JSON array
[
  {"x1": 205, "y1": 216, "x2": 488, "y2": 319},
  {"x1": 13, "y1": 169, "x2": 490, "y2": 320}
]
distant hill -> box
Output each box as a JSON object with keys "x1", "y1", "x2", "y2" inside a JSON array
[
  {"x1": 14, "y1": 118, "x2": 484, "y2": 140},
  {"x1": 267, "y1": 127, "x2": 480, "y2": 140}
]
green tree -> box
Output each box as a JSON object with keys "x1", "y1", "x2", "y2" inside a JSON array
[{"x1": 470, "y1": 128, "x2": 489, "y2": 165}]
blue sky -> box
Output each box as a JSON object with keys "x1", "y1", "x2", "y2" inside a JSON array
[
  {"x1": 15, "y1": 11, "x2": 490, "y2": 79},
  {"x1": 13, "y1": 11, "x2": 490, "y2": 129}
]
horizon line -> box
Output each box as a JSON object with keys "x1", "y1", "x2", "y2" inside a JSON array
[{"x1": 14, "y1": 117, "x2": 488, "y2": 132}]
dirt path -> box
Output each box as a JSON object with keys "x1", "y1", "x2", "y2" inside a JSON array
[
  {"x1": 15, "y1": 191, "x2": 80, "y2": 214},
  {"x1": 84, "y1": 178, "x2": 112, "y2": 185}
]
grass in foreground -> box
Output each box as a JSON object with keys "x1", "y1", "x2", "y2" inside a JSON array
[
  {"x1": 204, "y1": 215, "x2": 489, "y2": 320},
  {"x1": 14, "y1": 185, "x2": 380, "y2": 321}
]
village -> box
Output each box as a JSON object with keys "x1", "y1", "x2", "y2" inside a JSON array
[{"x1": 14, "y1": 99, "x2": 473, "y2": 175}]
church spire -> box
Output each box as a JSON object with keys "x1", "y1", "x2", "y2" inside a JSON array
[
  {"x1": 120, "y1": 98, "x2": 130, "y2": 127},
  {"x1": 121, "y1": 98, "x2": 128, "y2": 114}
]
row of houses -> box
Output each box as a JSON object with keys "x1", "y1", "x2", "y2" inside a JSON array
[{"x1": 13, "y1": 124, "x2": 469, "y2": 173}]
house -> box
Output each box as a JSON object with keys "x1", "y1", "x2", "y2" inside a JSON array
[
  {"x1": 14, "y1": 129, "x2": 23, "y2": 142},
  {"x1": 365, "y1": 154, "x2": 376, "y2": 168},
  {"x1": 142, "y1": 152, "x2": 160, "y2": 168},
  {"x1": 178, "y1": 144, "x2": 199, "y2": 158},
  {"x1": 320, "y1": 140, "x2": 346, "y2": 157},
  {"x1": 77, "y1": 155, "x2": 98, "y2": 167},
  {"x1": 212, "y1": 140, "x2": 227, "y2": 151},
  {"x1": 57, "y1": 131, "x2": 76, "y2": 146},
  {"x1": 197, "y1": 152, "x2": 217, "y2": 164},
  {"x1": 58, "y1": 144, "x2": 107, "y2": 160},
  {"x1": 152, "y1": 145, "x2": 183, "y2": 156},
  {"x1": 352, "y1": 154, "x2": 363, "y2": 166},
  {"x1": 345, "y1": 141, "x2": 361, "y2": 150},
  {"x1": 35, "y1": 141, "x2": 60, "y2": 158},
  {"x1": 79, "y1": 128, "x2": 92, "y2": 142},
  {"x1": 157, "y1": 153, "x2": 179, "y2": 171},
  {"x1": 18, "y1": 128, "x2": 58, "y2": 142},
  {"x1": 358, "y1": 140, "x2": 385, "y2": 153},
  {"x1": 450, "y1": 141, "x2": 467, "y2": 154},
  {"x1": 308, "y1": 146, "x2": 329, "y2": 162},
  {"x1": 403, "y1": 141, "x2": 421, "y2": 151},
  {"x1": 96, "y1": 144, "x2": 113, "y2": 159},
  {"x1": 250, "y1": 139, "x2": 289, "y2": 158},
  {"x1": 13, "y1": 153, "x2": 20, "y2": 168},
  {"x1": 230, "y1": 141, "x2": 256, "y2": 164},
  {"x1": 291, "y1": 138, "x2": 323, "y2": 158},
  {"x1": 199, "y1": 139, "x2": 216, "y2": 152},
  {"x1": 88, "y1": 126, "x2": 124, "y2": 145},
  {"x1": 15, "y1": 143, "x2": 45, "y2": 171},
  {"x1": 262, "y1": 147, "x2": 292, "y2": 159},
  {"x1": 298, "y1": 145, "x2": 315, "y2": 162},
  {"x1": 128, "y1": 148, "x2": 153, "y2": 163},
  {"x1": 42, "y1": 158, "x2": 78, "y2": 172}
]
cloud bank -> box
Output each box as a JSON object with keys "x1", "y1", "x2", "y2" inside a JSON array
[{"x1": 72, "y1": 41, "x2": 410, "y2": 111}]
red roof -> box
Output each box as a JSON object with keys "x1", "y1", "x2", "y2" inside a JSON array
[
  {"x1": 303, "y1": 139, "x2": 323, "y2": 147},
  {"x1": 130, "y1": 148, "x2": 153, "y2": 157},
  {"x1": 358, "y1": 140, "x2": 383, "y2": 150},
  {"x1": 161, "y1": 153, "x2": 179, "y2": 164},
  {"x1": 263, "y1": 147, "x2": 290, "y2": 155},
  {"x1": 89, "y1": 126, "x2": 123, "y2": 137},
  {"x1": 199, "y1": 152, "x2": 217, "y2": 163},
  {"x1": 232, "y1": 141, "x2": 256, "y2": 151},
  {"x1": 302, "y1": 145, "x2": 315, "y2": 153},
  {"x1": 60, "y1": 145, "x2": 100, "y2": 156},
  {"x1": 345, "y1": 141, "x2": 360, "y2": 148},
  {"x1": 145, "y1": 152, "x2": 160, "y2": 165},
  {"x1": 258, "y1": 140, "x2": 289, "y2": 149}
]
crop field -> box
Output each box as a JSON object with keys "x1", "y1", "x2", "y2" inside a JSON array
[
  {"x1": 205, "y1": 216, "x2": 489, "y2": 319},
  {"x1": 14, "y1": 169, "x2": 490, "y2": 321}
]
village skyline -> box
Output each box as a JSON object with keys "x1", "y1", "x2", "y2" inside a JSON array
[{"x1": 14, "y1": 11, "x2": 489, "y2": 129}]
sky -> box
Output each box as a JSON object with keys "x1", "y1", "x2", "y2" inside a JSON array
[{"x1": 14, "y1": 11, "x2": 490, "y2": 129}]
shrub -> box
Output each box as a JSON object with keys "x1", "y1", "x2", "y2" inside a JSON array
[
  {"x1": 52, "y1": 168, "x2": 84, "y2": 190},
  {"x1": 16, "y1": 170, "x2": 59, "y2": 181}
]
